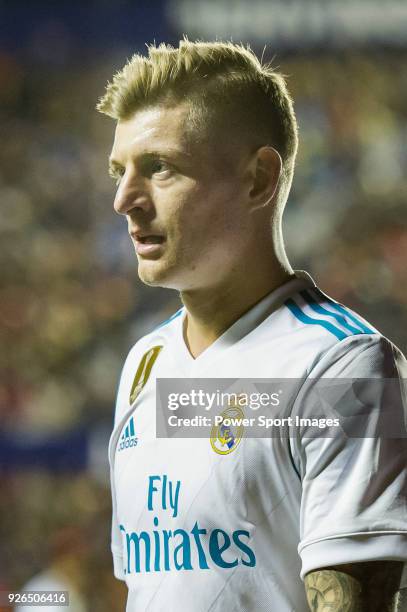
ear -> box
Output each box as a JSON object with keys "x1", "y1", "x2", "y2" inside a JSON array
[{"x1": 247, "y1": 146, "x2": 282, "y2": 210}]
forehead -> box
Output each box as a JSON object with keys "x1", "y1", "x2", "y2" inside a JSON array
[{"x1": 111, "y1": 103, "x2": 194, "y2": 160}]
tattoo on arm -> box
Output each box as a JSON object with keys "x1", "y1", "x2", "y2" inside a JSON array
[
  {"x1": 304, "y1": 569, "x2": 362, "y2": 611},
  {"x1": 304, "y1": 562, "x2": 405, "y2": 612}
]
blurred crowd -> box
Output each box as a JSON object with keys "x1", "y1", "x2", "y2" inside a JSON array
[
  {"x1": 285, "y1": 51, "x2": 407, "y2": 345},
  {"x1": 0, "y1": 40, "x2": 406, "y2": 610}
]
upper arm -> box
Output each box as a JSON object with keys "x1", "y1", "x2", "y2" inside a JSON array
[{"x1": 293, "y1": 335, "x2": 407, "y2": 579}]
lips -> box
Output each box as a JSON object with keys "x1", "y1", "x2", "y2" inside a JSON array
[
  {"x1": 130, "y1": 231, "x2": 166, "y2": 257},
  {"x1": 135, "y1": 234, "x2": 165, "y2": 244}
]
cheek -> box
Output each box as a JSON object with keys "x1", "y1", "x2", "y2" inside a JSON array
[
  {"x1": 179, "y1": 183, "x2": 244, "y2": 236},
  {"x1": 157, "y1": 177, "x2": 246, "y2": 264},
  {"x1": 198, "y1": 196, "x2": 245, "y2": 247}
]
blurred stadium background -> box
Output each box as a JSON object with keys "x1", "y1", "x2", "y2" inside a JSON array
[{"x1": 0, "y1": 0, "x2": 406, "y2": 609}]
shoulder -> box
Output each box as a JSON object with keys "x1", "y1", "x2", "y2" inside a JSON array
[
  {"x1": 315, "y1": 333, "x2": 405, "y2": 379},
  {"x1": 281, "y1": 280, "x2": 405, "y2": 377},
  {"x1": 283, "y1": 283, "x2": 377, "y2": 343},
  {"x1": 114, "y1": 307, "x2": 184, "y2": 420}
]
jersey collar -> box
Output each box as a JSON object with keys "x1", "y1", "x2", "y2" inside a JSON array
[{"x1": 175, "y1": 270, "x2": 316, "y2": 372}]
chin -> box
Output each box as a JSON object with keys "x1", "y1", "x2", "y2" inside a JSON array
[
  {"x1": 139, "y1": 261, "x2": 203, "y2": 292},
  {"x1": 137, "y1": 260, "x2": 181, "y2": 289}
]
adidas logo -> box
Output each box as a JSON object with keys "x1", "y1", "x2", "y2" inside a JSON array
[{"x1": 118, "y1": 416, "x2": 138, "y2": 451}]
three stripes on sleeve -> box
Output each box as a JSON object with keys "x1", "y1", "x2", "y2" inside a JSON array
[{"x1": 285, "y1": 288, "x2": 375, "y2": 341}]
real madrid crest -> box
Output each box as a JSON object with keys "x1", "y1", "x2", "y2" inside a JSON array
[
  {"x1": 210, "y1": 405, "x2": 245, "y2": 455},
  {"x1": 129, "y1": 345, "x2": 163, "y2": 405}
]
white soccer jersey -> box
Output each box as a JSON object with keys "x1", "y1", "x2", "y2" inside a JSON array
[{"x1": 108, "y1": 271, "x2": 407, "y2": 612}]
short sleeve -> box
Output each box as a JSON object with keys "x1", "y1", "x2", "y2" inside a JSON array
[{"x1": 291, "y1": 334, "x2": 407, "y2": 579}]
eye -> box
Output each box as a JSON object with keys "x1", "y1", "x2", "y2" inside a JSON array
[{"x1": 149, "y1": 159, "x2": 172, "y2": 178}]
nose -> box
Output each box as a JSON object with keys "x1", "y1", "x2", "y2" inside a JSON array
[{"x1": 113, "y1": 170, "x2": 152, "y2": 216}]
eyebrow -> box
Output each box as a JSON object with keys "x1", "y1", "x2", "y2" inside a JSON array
[{"x1": 109, "y1": 147, "x2": 192, "y2": 169}]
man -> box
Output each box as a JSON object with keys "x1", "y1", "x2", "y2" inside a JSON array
[{"x1": 97, "y1": 40, "x2": 407, "y2": 611}]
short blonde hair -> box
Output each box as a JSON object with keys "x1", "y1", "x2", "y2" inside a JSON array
[{"x1": 97, "y1": 39, "x2": 298, "y2": 207}]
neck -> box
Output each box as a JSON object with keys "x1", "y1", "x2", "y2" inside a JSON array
[{"x1": 180, "y1": 238, "x2": 294, "y2": 358}]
